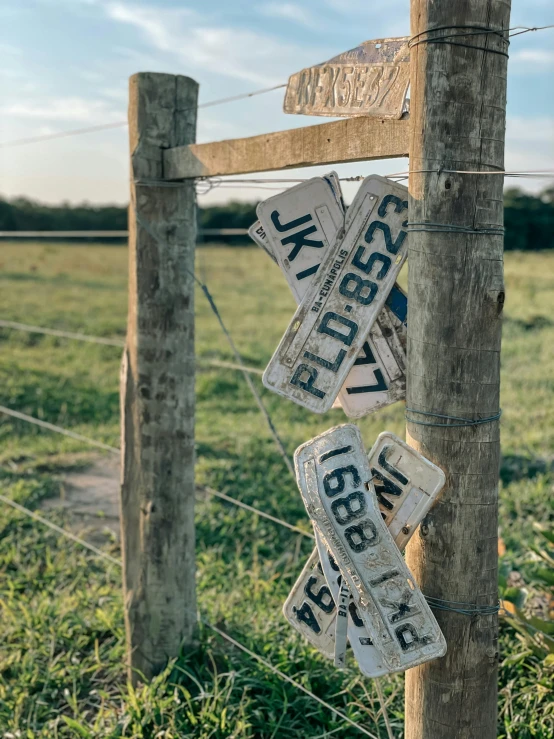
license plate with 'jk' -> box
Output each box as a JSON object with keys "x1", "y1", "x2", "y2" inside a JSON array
[{"x1": 263, "y1": 176, "x2": 409, "y2": 413}]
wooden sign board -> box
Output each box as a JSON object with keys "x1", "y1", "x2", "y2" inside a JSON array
[
  {"x1": 294, "y1": 425, "x2": 446, "y2": 673},
  {"x1": 284, "y1": 432, "x2": 445, "y2": 674},
  {"x1": 263, "y1": 176, "x2": 409, "y2": 414},
  {"x1": 254, "y1": 175, "x2": 407, "y2": 418},
  {"x1": 284, "y1": 38, "x2": 410, "y2": 120}
]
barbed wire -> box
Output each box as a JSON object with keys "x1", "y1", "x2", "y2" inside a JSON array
[
  {"x1": 0, "y1": 404, "x2": 302, "y2": 536},
  {"x1": 0, "y1": 320, "x2": 264, "y2": 376},
  {"x1": 0, "y1": 84, "x2": 286, "y2": 149},
  {"x1": 200, "y1": 485, "x2": 313, "y2": 539}
]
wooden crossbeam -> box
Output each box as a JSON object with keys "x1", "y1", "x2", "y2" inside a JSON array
[{"x1": 163, "y1": 116, "x2": 409, "y2": 179}]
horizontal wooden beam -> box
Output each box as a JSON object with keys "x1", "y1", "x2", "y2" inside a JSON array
[{"x1": 163, "y1": 116, "x2": 409, "y2": 179}]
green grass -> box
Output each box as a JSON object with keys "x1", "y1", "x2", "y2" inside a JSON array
[{"x1": 0, "y1": 243, "x2": 553, "y2": 738}]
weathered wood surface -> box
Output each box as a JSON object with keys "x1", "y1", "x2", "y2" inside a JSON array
[
  {"x1": 405, "y1": 1, "x2": 511, "y2": 737},
  {"x1": 163, "y1": 116, "x2": 409, "y2": 179},
  {"x1": 284, "y1": 37, "x2": 410, "y2": 119},
  {"x1": 121, "y1": 72, "x2": 198, "y2": 683}
]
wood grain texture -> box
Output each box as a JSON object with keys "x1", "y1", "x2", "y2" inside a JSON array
[
  {"x1": 162, "y1": 116, "x2": 409, "y2": 179},
  {"x1": 405, "y1": 2, "x2": 511, "y2": 737},
  {"x1": 121, "y1": 72, "x2": 198, "y2": 683}
]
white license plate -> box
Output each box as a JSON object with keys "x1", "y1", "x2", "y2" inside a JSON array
[
  {"x1": 248, "y1": 220, "x2": 277, "y2": 264},
  {"x1": 367, "y1": 432, "x2": 445, "y2": 551},
  {"x1": 282, "y1": 547, "x2": 338, "y2": 655},
  {"x1": 294, "y1": 425, "x2": 446, "y2": 673},
  {"x1": 254, "y1": 176, "x2": 407, "y2": 417},
  {"x1": 263, "y1": 176, "x2": 409, "y2": 413},
  {"x1": 256, "y1": 174, "x2": 345, "y2": 298},
  {"x1": 284, "y1": 431, "x2": 445, "y2": 673}
]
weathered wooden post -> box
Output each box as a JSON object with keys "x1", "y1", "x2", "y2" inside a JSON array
[
  {"x1": 121, "y1": 72, "x2": 198, "y2": 683},
  {"x1": 405, "y1": 1, "x2": 511, "y2": 737}
]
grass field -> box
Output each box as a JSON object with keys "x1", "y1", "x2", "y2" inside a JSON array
[{"x1": 0, "y1": 243, "x2": 553, "y2": 738}]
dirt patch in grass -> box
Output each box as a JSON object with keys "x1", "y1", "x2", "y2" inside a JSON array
[{"x1": 41, "y1": 457, "x2": 120, "y2": 542}]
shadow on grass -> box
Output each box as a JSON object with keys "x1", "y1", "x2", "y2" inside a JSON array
[
  {"x1": 501, "y1": 453, "x2": 554, "y2": 484},
  {"x1": 504, "y1": 315, "x2": 554, "y2": 331}
]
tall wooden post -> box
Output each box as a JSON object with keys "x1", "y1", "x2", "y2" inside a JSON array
[
  {"x1": 405, "y1": 1, "x2": 510, "y2": 737},
  {"x1": 121, "y1": 72, "x2": 198, "y2": 683}
]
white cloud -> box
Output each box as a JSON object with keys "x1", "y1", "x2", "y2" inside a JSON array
[
  {"x1": 507, "y1": 116, "x2": 554, "y2": 144},
  {"x1": 1, "y1": 97, "x2": 123, "y2": 123},
  {"x1": 0, "y1": 43, "x2": 22, "y2": 57},
  {"x1": 105, "y1": 2, "x2": 321, "y2": 86},
  {"x1": 510, "y1": 48, "x2": 554, "y2": 66},
  {"x1": 260, "y1": 3, "x2": 317, "y2": 28},
  {"x1": 505, "y1": 116, "x2": 554, "y2": 192}
]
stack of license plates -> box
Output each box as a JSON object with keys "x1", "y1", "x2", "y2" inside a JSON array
[
  {"x1": 250, "y1": 175, "x2": 448, "y2": 674},
  {"x1": 250, "y1": 173, "x2": 409, "y2": 418},
  {"x1": 288, "y1": 425, "x2": 446, "y2": 675}
]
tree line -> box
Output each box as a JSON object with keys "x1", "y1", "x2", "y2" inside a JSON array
[{"x1": 0, "y1": 187, "x2": 552, "y2": 250}]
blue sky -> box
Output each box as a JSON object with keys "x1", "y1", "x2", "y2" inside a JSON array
[{"x1": 1, "y1": 0, "x2": 552, "y2": 206}]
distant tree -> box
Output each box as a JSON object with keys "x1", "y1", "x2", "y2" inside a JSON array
[
  {"x1": 198, "y1": 200, "x2": 257, "y2": 230},
  {"x1": 1, "y1": 189, "x2": 553, "y2": 249},
  {"x1": 503, "y1": 187, "x2": 554, "y2": 251}
]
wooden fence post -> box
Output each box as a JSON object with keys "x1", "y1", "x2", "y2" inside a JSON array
[
  {"x1": 405, "y1": 1, "x2": 511, "y2": 737},
  {"x1": 121, "y1": 72, "x2": 198, "y2": 683}
]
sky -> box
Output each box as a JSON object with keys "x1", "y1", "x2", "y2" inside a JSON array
[{"x1": 0, "y1": 0, "x2": 553, "y2": 207}]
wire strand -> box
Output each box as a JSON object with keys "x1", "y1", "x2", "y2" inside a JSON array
[
  {"x1": 509, "y1": 24, "x2": 554, "y2": 38},
  {"x1": 0, "y1": 320, "x2": 264, "y2": 376},
  {"x1": 131, "y1": 206, "x2": 295, "y2": 479},
  {"x1": 0, "y1": 121, "x2": 128, "y2": 149},
  {"x1": 0, "y1": 493, "x2": 122, "y2": 566},
  {"x1": 0, "y1": 404, "x2": 300, "y2": 535},
  {"x1": 0, "y1": 84, "x2": 286, "y2": 149},
  {"x1": 0, "y1": 404, "x2": 120, "y2": 453},
  {"x1": 385, "y1": 168, "x2": 554, "y2": 179},
  {"x1": 405, "y1": 408, "x2": 502, "y2": 428},
  {"x1": 200, "y1": 485, "x2": 313, "y2": 539}
]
